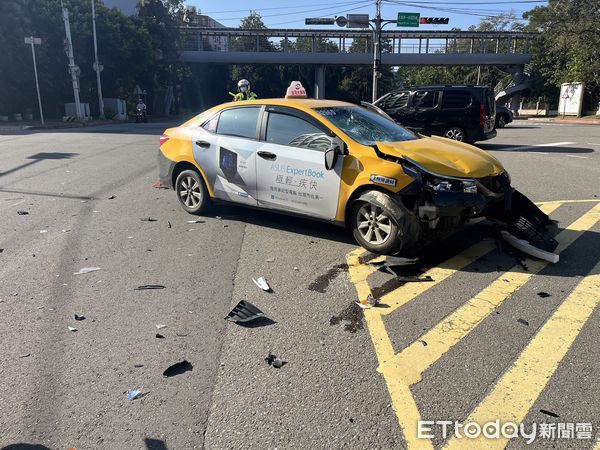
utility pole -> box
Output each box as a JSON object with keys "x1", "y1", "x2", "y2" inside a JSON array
[
  {"x1": 24, "y1": 37, "x2": 44, "y2": 125},
  {"x1": 61, "y1": 0, "x2": 83, "y2": 120},
  {"x1": 372, "y1": 0, "x2": 382, "y2": 102},
  {"x1": 91, "y1": 0, "x2": 105, "y2": 119}
]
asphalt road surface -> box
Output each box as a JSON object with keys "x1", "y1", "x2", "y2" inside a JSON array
[{"x1": 0, "y1": 121, "x2": 599, "y2": 450}]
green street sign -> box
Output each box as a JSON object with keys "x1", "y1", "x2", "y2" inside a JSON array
[{"x1": 397, "y1": 12, "x2": 420, "y2": 27}]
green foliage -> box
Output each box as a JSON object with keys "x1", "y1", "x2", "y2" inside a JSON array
[
  {"x1": 524, "y1": 0, "x2": 600, "y2": 106},
  {"x1": 0, "y1": 0, "x2": 185, "y2": 118}
]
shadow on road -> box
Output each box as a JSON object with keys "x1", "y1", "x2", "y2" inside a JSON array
[
  {"x1": 145, "y1": 438, "x2": 168, "y2": 450},
  {"x1": 0, "y1": 152, "x2": 78, "y2": 178},
  {"x1": 480, "y1": 144, "x2": 594, "y2": 154}
]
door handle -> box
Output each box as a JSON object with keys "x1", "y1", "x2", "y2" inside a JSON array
[
  {"x1": 257, "y1": 151, "x2": 277, "y2": 160},
  {"x1": 195, "y1": 140, "x2": 211, "y2": 148}
]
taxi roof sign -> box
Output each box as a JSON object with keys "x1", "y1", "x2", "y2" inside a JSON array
[{"x1": 285, "y1": 81, "x2": 308, "y2": 99}]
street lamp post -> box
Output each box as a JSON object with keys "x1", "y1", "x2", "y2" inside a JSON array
[
  {"x1": 61, "y1": 1, "x2": 83, "y2": 120},
  {"x1": 91, "y1": 0, "x2": 105, "y2": 119},
  {"x1": 24, "y1": 36, "x2": 44, "y2": 125},
  {"x1": 372, "y1": 0, "x2": 382, "y2": 103}
]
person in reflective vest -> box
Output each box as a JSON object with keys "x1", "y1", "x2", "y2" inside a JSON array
[{"x1": 229, "y1": 79, "x2": 258, "y2": 101}]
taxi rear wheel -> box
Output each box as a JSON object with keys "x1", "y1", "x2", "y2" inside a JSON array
[
  {"x1": 175, "y1": 169, "x2": 209, "y2": 215},
  {"x1": 350, "y1": 200, "x2": 402, "y2": 254}
]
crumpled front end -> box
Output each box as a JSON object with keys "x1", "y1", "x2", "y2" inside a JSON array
[{"x1": 388, "y1": 153, "x2": 557, "y2": 253}]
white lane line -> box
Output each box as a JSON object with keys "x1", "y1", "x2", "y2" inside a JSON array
[
  {"x1": 537, "y1": 141, "x2": 576, "y2": 147},
  {"x1": 529, "y1": 151, "x2": 549, "y2": 155},
  {"x1": 566, "y1": 154, "x2": 588, "y2": 159},
  {"x1": 491, "y1": 141, "x2": 577, "y2": 152},
  {"x1": 587, "y1": 142, "x2": 600, "y2": 146}
]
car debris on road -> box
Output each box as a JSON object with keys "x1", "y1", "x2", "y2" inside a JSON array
[
  {"x1": 127, "y1": 389, "x2": 142, "y2": 401},
  {"x1": 163, "y1": 360, "x2": 193, "y2": 378},
  {"x1": 265, "y1": 353, "x2": 285, "y2": 368},
  {"x1": 73, "y1": 267, "x2": 101, "y2": 275},
  {"x1": 225, "y1": 300, "x2": 265, "y2": 323},
  {"x1": 355, "y1": 294, "x2": 379, "y2": 309},
  {"x1": 252, "y1": 277, "x2": 271, "y2": 292}
]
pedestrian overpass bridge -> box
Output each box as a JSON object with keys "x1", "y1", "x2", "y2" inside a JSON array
[{"x1": 178, "y1": 27, "x2": 535, "y2": 98}]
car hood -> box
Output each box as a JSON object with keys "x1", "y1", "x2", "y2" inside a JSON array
[{"x1": 376, "y1": 136, "x2": 504, "y2": 179}]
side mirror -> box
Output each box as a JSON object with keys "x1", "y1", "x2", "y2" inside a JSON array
[
  {"x1": 324, "y1": 137, "x2": 344, "y2": 171},
  {"x1": 324, "y1": 148, "x2": 337, "y2": 171}
]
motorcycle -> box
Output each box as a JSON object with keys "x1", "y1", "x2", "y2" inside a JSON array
[{"x1": 135, "y1": 107, "x2": 148, "y2": 123}]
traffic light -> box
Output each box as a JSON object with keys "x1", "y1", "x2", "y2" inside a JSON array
[{"x1": 420, "y1": 17, "x2": 449, "y2": 25}]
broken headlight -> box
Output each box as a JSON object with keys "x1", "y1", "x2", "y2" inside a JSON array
[{"x1": 401, "y1": 157, "x2": 478, "y2": 194}]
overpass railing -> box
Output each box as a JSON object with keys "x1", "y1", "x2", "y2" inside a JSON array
[{"x1": 179, "y1": 28, "x2": 535, "y2": 56}]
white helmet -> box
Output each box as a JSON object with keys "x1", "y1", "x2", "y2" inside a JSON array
[{"x1": 237, "y1": 79, "x2": 250, "y2": 92}]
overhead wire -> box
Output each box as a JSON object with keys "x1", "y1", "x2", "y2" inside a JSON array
[{"x1": 211, "y1": 0, "x2": 372, "y2": 22}]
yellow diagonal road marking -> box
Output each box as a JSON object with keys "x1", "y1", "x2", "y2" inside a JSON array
[
  {"x1": 378, "y1": 202, "x2": 600, "y2": 386},
  {"x1": 379, "y1": 203, "x2": 561, "y2": 316},
  {"x1": 445, "y1": 258, "x2": 600, "y2": 449},
  {"x1": 346, "y1": 202, "x2": 567, "y2": 450}
]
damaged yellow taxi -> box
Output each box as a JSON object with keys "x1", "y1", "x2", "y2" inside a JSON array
[{"x1": 158, "y1": 82, "x2": 556, "y2": 256}]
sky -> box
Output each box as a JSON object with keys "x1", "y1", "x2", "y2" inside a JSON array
[{"x1": 186, "y1": 0, "x2": 548, "y2": 30}]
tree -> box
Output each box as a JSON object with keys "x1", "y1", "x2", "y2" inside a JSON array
[
  {"x1": 230, "y1": 12, "x2": 285, "y2": 98},
  {"x1": 524, "y1": 0, "x2": 600, "y2": 108}
]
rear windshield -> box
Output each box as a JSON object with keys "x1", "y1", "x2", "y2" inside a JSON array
[{"x1": 314, "y1": 106, "x2": 418, "y2": 146}]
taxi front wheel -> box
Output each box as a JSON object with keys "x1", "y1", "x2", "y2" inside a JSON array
[
  {"x1": 175, "y1": 169, "x2": 209, "y2": 215},
  {"x1": 350, "y1": 199, "x2": 402, "y2": 255}
]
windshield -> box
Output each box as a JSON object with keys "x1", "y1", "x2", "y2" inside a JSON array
[{"x1": 315, "y1": 106, "x2": 418, "y2": 146}]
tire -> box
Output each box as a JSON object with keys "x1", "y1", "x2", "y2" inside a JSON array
[
  {"x1": 443, "y1": 126, "x2": 466, "y2": 142},
  {"x1": 496, "y1": 114, "x2": 508, "y2": 128},
  {"x1": 175, "y1": 169, "x2": 210, "y2": 215},
  {"x1": 350, "y1": 198, "x2": 402, "y2": 255}
]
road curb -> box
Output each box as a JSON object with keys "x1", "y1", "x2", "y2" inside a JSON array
[{"x1": 516, "y1": 117, "x2": 600, "y2": 125}]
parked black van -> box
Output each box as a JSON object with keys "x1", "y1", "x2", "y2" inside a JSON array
[{"x1": 374, "y1": 85, "x2": 497, "y2": 143}]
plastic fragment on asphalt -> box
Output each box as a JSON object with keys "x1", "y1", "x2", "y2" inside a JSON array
[
  {"x1": 74, "y1": 267, "x2": 101, "y2": 275},
  {"x1": 517, "y1": 318, "x2": 529, "y2": 326},
  {"x1": 134, "y1": 285, "x2": 166, "y2": 290},
  {"x1": 266, "y1": 257, "x2": 275, "y2": 263},
  {"x1": 107, "y1": 195, "x2": 115, "y2": 199},
  {"x1": 396, "y1": 275, "x2": 433, "y2": 282},
  {"x1": 163, "y1": 360, "x2": 193, "y2": 377},
  {"x1": 68, "y1": 326, "x2": 77, "y2": 332},
  {"x1": 155, "y1": 333, "x2": 165, "y2": 339},
  {"x1": 39, "y1": 230, "x2": 47, "y2": 234},
  {"x1": 140, "y1": 217, "x2": 157, "y2": 222},
  {"x1": 187, "y1": 220, "x2": 205, "y2": 224},
  {"x1": 176, "y1": 329, "x2": 190, "y2": 337},
  {"x1": 74, "y1": 314, "x2": 85, "y2": 321},
  {"x1": 537, "y1": 291, "x2": 551, "y2": 298},
  {"x1": 127, "y1": 389, "x2": 142, "y2": 401},
  {"x1": 253, "y1": 277, "x2": 271, "y2": 292},
  {"x1": 265, "y1": 353, "x2": 285, "y2": 368},
  {"x1": 168, "y1": 221, "x2": 171, "y2": 229},
  {"x1": 419, "y1": 340, "x2": 428, "y2": 347},
  {"x1": 355, "y1": 294, "x2": 379, "y2": 309},
  {"x1": 501, "y1": 231, "x2": 559, "y2": 263},
  {"x1": 539, "y1": 409, "x2": 559, "y2": 418},
  {"x1": 17, "y1": 210, "x2": 29, "y2": 215},
  {"x1": 19, "y1": 353, "x2": 31, "y2": 358},
  {"x1": 224, "y1": 300, "x2": 265, "y2": 323},
  {"x1": 156, "y1": 324, "x2": 167, "y2": 329},
  {"x1": 152, "y1": 181, "x2": 168, "y2": 189}
]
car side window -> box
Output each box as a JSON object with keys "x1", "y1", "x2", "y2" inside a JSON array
[
  {"x1": 412, "y1": 90, "x2": 440, "y2": 109},
  {"x1": 201, "y1": 113, "x2": 219, "y2": 133},
  {"x1": 441, "y1": 90, "x2": 473, "y2": 109},
  {"x1": 216, "y1": 107, "x2": 261, "y2": 139},
  {"x1": 266, "y1": 112, "x2": 332, "y2": 152}
]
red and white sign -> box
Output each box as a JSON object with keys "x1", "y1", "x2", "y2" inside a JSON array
[{"x1": 285, "y1": 81, "x2": 307, "y2": 98}]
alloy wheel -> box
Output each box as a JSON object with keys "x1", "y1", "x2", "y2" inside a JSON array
[{"x1": 356, "y1": 203, "x2": 392, "y2": 245}]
